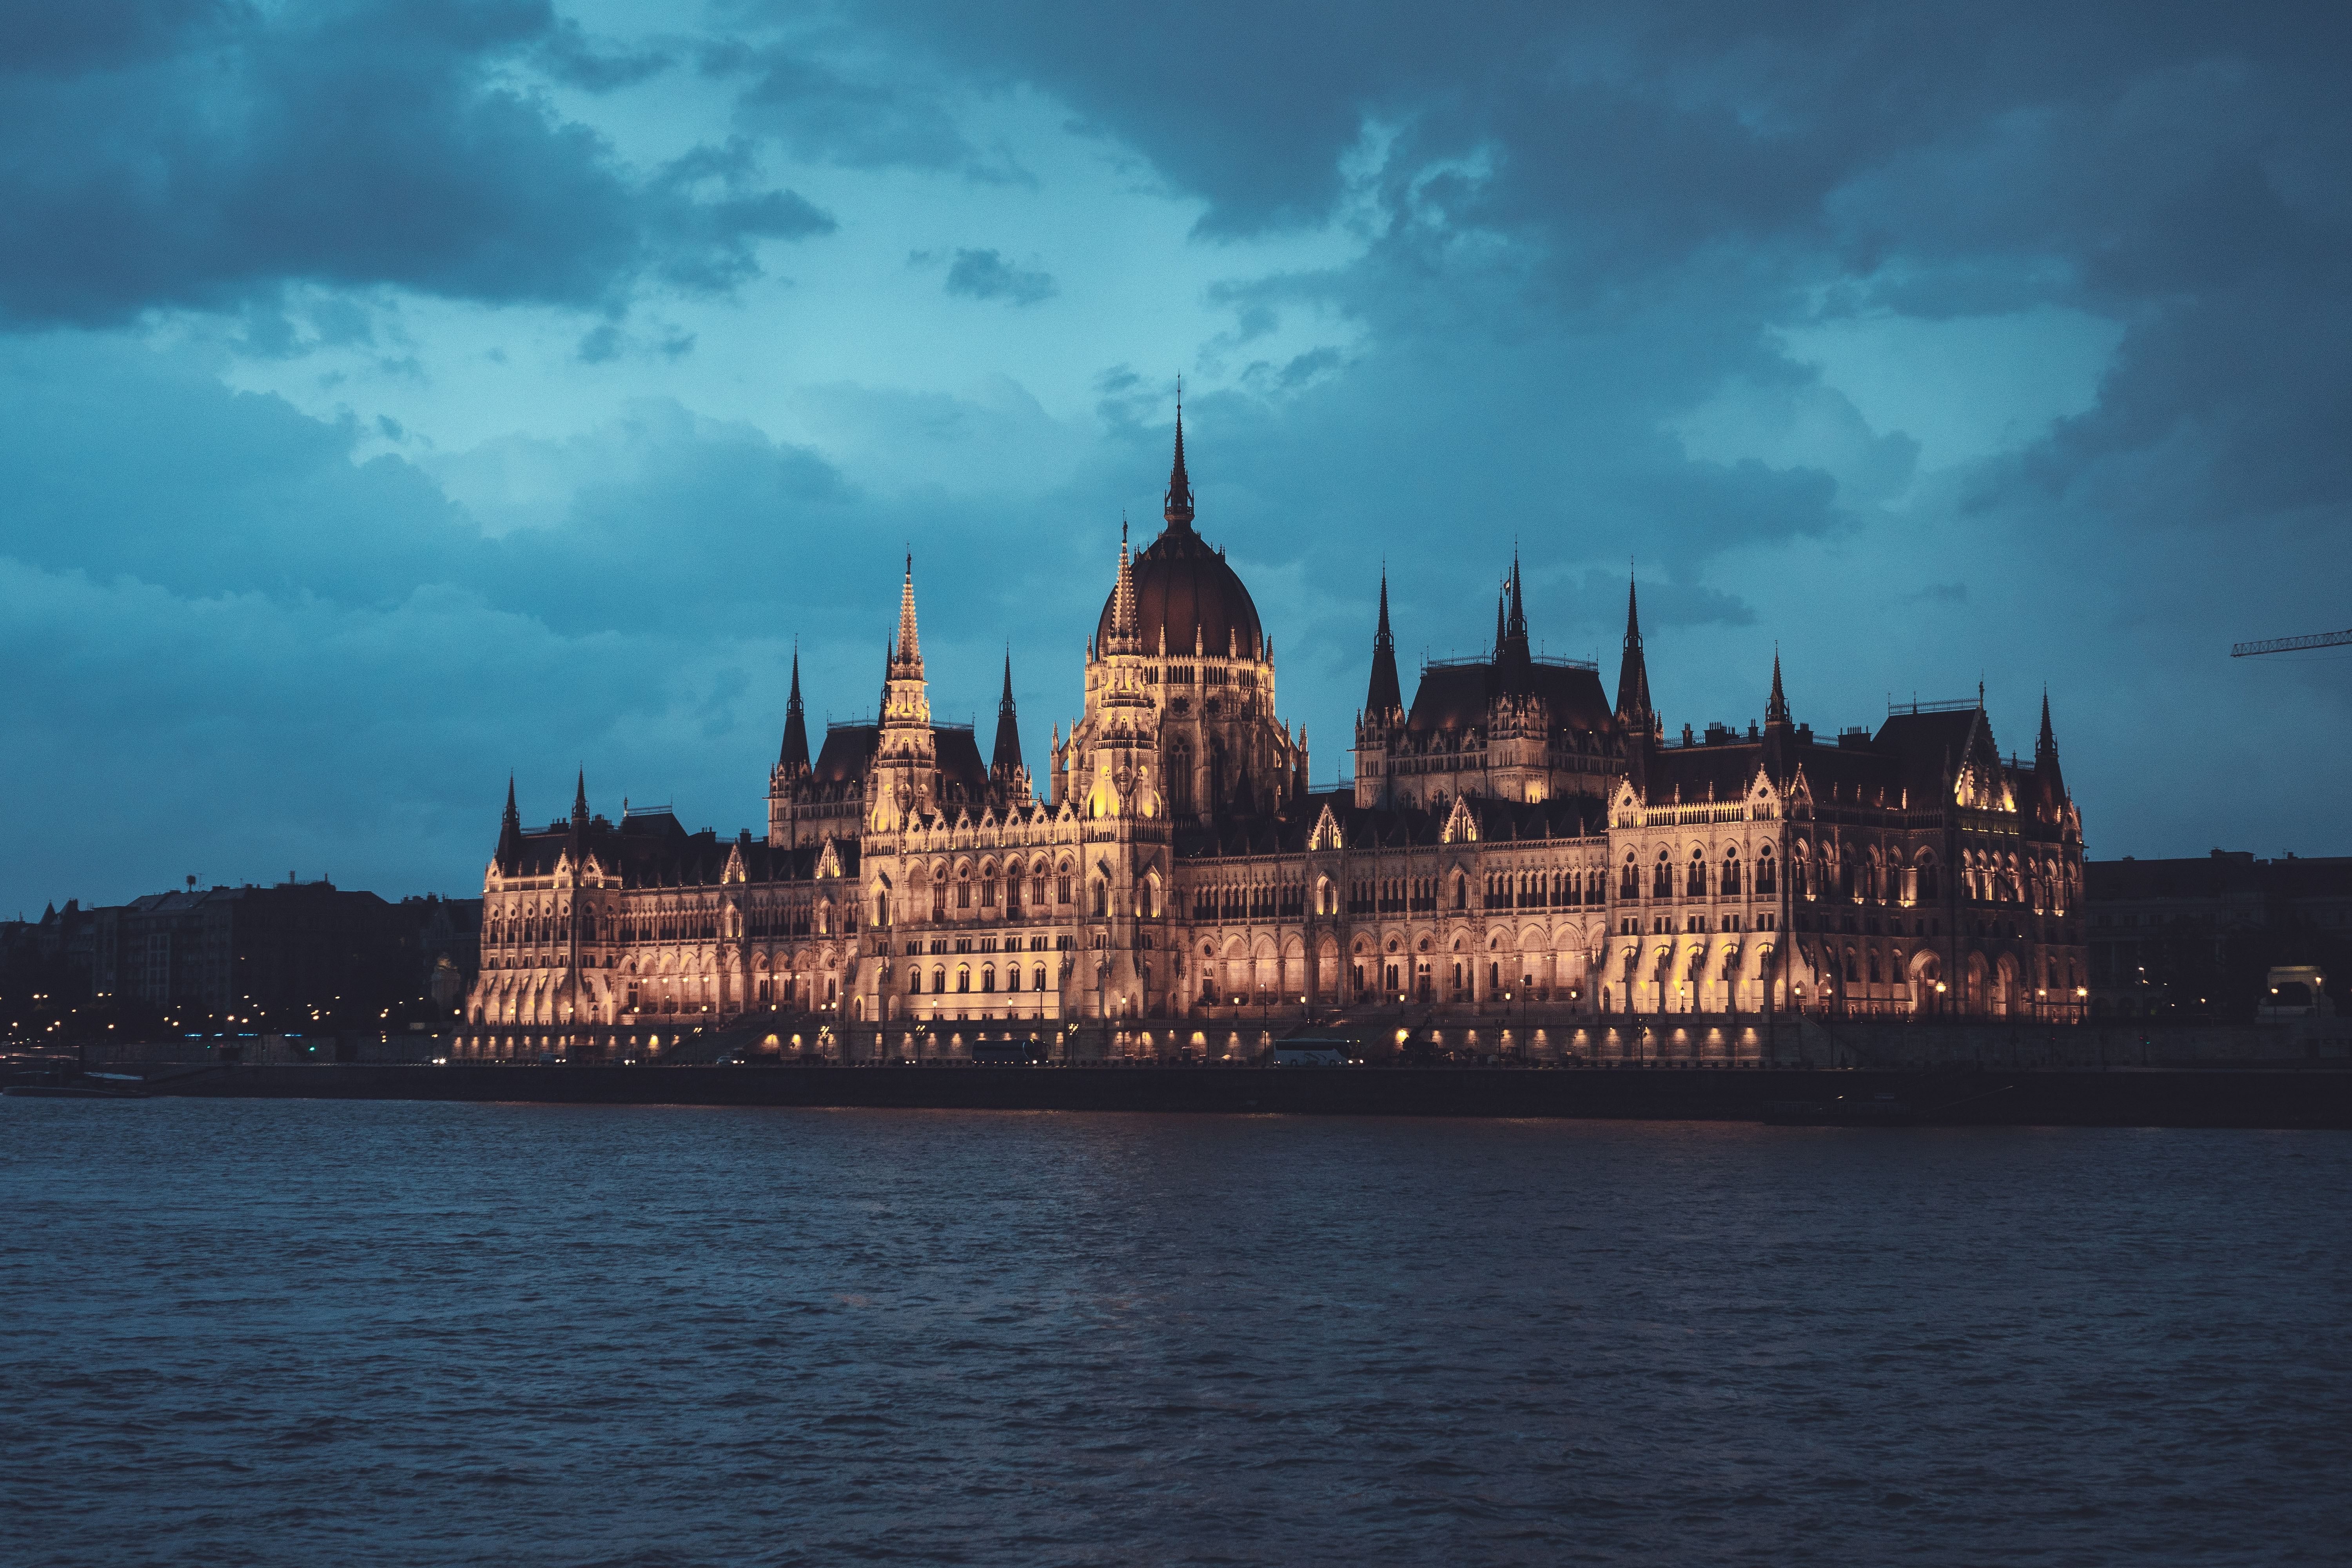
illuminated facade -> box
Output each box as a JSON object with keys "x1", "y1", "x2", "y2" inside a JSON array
[{"x1": 458, "y1": 416, "x2": 2085, "y2": 1061}]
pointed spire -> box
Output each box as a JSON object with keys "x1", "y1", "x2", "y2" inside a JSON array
[
  {"x1": 1615, "y1": 571, "x2": 1654, "y2": 733},
  {"x1": 993, "y1": 650, "x2": 1024, "y2": 778},
  {"x1": 1163, "y1": 392, "x2": 1195, "y2": 530},
  {"x1": 496, "y1": 775, "x2": 521, "y2": 866},
  {"x1": 2037, "y1": 687, "x2": 2057, "y2": 759},
  {"x1": 1366, "y1": 566, "x2": 1403, "y2": 717},
  {"x1": 1494, "y1": 552, "x2": 1534, "y2": 691},
  {"x1": 779, "y1": 644, "x2": 810, "y2": 771},
  {"x1": 1767, "y1": 644, "x2": 1790, "y2": 725},
  {"x1": 1105, "y1": 526, "x2": 1140, "y2": 653},
  {"x1": 572, "y1": 768, "x2": 589, "y2": 827},
  {"x1": 893, "y1": 555, "x2": 922, "y2": 673}
]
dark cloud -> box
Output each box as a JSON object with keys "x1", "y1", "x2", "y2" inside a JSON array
[
  {"x1": 940, "y1": 248, "x2": 1057, "y2": 305},
  {"x1": 0, "y1": 2, "x2": 831, "y2": 327},
  {"x1": 534, "y1": 16, "x2": 674, "y2": 91},
  {"x1": 708, "y1": 40, "x2": 980, "y2": 172},
  {"x1": 8, "y1": 0, "x2": 2352, "y2": 908}
]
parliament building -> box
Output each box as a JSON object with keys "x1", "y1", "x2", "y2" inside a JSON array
[{"x1": 458, "y1": 416, "x2": 2085, "y2": 1063}]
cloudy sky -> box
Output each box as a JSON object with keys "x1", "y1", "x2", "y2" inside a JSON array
[{"x1": 4, "y1": 1, "x2": 2348, "y2": 913}]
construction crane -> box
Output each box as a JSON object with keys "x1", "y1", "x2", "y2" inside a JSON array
[{"x1": 2231, "y1": 627, "x2": 2352, "y2": 658}]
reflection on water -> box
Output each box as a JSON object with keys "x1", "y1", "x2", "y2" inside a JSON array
[{"x1": 5, "y1": 1101, "x2": 2349, "y2": 1565}]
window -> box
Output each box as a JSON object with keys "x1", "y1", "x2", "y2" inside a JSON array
[
  {"x1": 981, "y1": 965, "x2": 995, "y2": 993},
  {"x1": 956, "y1": 879, "x2": 971, "y2": 910},
  {"x1": 1621, "y1": 857, "x2": 1640, "y2": 900},
  {"x1": 1653, "y1": 854, "x2": 1673, "y2": 900},
  {"x1": 956, "y1": 965, "x2": 971, "y2": 993},
  {"x1": 1057, "y1": 874, "x2": 1073, "y2": 905},
  {"x1": 1722, "y1": 854, "x2": 1741, "y2": 896},
  {"x1": 1005, "y1": 965, "x2": 1022, "y2": 993},
  {"x1": 1688, "y1": 853, "x2": 1706, "y2": 898},
  {"x1": 931, "y1": 966, "x2": 946, "y2": 994},
  {"x1": 1033, "y1": 964, "x2": 1048, "y2": 993}
]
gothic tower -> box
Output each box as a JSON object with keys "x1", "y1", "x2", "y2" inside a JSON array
[{"x1": 869, "y1": 559, "x2": 938, "y2": 832}]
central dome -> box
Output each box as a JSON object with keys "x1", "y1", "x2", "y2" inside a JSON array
[
  {"x1": 1095, "y1": 411, "x2": 1265, "y2": 661},
  {"x1": 1098, "y1": 523, "x2": 1265, "y2": 660}
]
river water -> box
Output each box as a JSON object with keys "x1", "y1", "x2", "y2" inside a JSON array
[{"x1": 5, "y1": 1099, "x2": 2348, "y2": 1566}]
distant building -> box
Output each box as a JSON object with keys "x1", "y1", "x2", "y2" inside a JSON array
[
  {"x1": 460, "y1": 413, "x2": 2087, "y2": 1062},
  {"x1": 2086, "y1": 851, "x2": 2352, "y2": 1018},
  {"x1": 1, "y1": 881, "x2": 479, "y2": 1025}
]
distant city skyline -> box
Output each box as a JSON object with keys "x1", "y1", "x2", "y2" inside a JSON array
[{"x1": 2, "y1": 3, "x2": 2348, "y2": 915}]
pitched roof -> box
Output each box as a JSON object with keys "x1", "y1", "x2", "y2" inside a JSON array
[{"x1": 1404, "y1": 659, "x2": 1613, "y2": 735}]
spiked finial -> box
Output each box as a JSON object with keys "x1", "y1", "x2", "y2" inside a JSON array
[
  {"x1": 1768, "y1": 645, "x2": 1789, "y2": 725},
  {"x1": 2037, "y1": 687, "x2": 2057, "y2": 759},
  {"x1": 573, "y1": 768, "x2": 589, "y2": 826},
  {"x1": 893, "y1": 556, "x2": 923, "y2": 673},
  {"x1": 779, "y1": 644, "x2": 810, "y2": 770},
  {"x1": 993, "y1": 649, "x2": 1024, "y2": 782},
  {"x1": 496, "y1": 774, "x2": 521, "y2": 866},
  {"x1": 1366, "y1": 565, "x2": 1403, "y2": 717},
  {"x1": 1105, "y1": 526, "x2": 1140, "y2": 653},
  {"x1": 1615, "y1": 570, "x2": 1654, "y2": 732}
]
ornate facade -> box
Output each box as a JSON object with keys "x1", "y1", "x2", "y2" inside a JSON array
[{"x1": 457, "y1": 415, "x2": 2085, "y2": 1062}]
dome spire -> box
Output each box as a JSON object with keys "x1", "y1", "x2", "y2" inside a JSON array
[{"x1": 1163, "y1": 384, "x2": 1194, "y2": 530}]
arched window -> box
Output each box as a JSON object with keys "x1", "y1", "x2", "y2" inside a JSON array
[
  {"x1": 956, "y1": 965, "x2": 971, "y2": 993},
  {"x1": 1091, "y1": 880, "x2": 1107, "y2": 916},
  {"x1": 981, "y1": 965, "x2": 995, "y2": 993},
  {"x1": 1057, "y1": 871, "x2": 1073, "y2": 905},
  {"x1": 908, "y1": 968, "x2": 923, "y2": 995},
  {"x1": 1687, "y1": 851, "x2": 1706, "y2": 898},
  {"x1": 1005, "y1": 965, "x2": 1022, "y2": 993},
  {"x1": 931, "y1": 966, "x2": 946, "y2": 994},
  {"x1": 1653, "y1": 852, "x2": 1673, "y2": 901},
  {"x1": 1453, "y1": 874, "x2": 1468, "y2": 911},
  {"x1": 956, "y1": 873, "x2": 971, "y2": 910},
  {"x1": 1621, "y1": 855, "x2": 1640, "y2": 900},
  {"x1": 1033, "y1": 964, "x2": 1049, "y2": 993},
  {"x1": 1722, "y1": 850, "x2": 1742, "y2": 896},
  {"x1": 1918, "y1": 859, "x2": 1938, "y2": 900}
]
